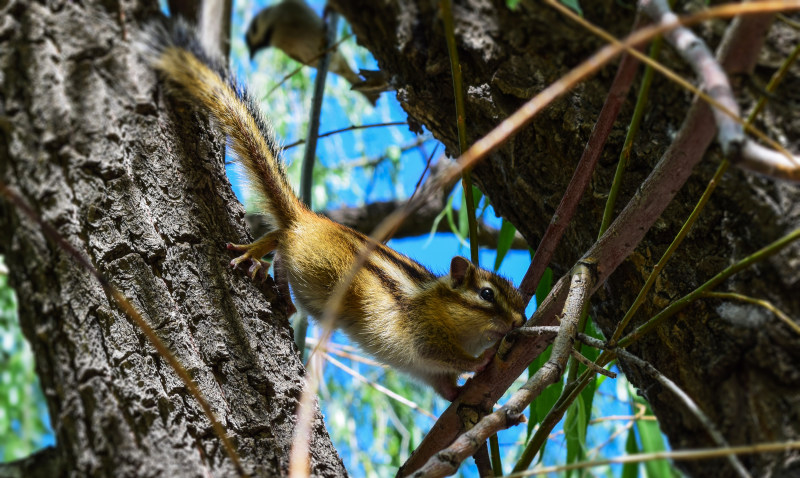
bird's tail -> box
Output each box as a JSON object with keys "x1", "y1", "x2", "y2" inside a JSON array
[{"x1": 141, "y1": 21, "x2": 306, "y2": 230}]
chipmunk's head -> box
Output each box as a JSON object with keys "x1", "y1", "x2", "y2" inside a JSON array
[{"x1": 447, "y1": 256, "x2": 526, "y2": 355}]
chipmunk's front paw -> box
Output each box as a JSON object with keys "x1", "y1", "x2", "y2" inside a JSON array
[
  {"x1": 433, "y1": 378, "x2": 460, "y2": 402},
  {"x1": 474, "y1": 347, "x2": 497, "y2": 373}
]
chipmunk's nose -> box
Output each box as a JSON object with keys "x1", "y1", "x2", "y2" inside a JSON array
[{"x1": 513, "y1": 313, "x2": 525, "y2": 328}]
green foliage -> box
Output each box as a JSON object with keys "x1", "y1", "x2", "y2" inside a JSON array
[
  {"x1": 564, "y1": 319, "x2": 605, "y2": 476},
  {"x1": 442, "y1": 193, "x2": 467, "y2": 247},
  {"x1": 564, "y1": 393, "x2": 587, "y2": 477},
  {"x1": 506, "y1": 0, "x2": 581, "y2": 14},
  {"x1": 528, "y1": 344, "x2": 562, "y2": 437},
  {"x1": 233, "y1": 0, "x2": 383, "y2": 212},
  {"x1": 231, "y1": 3, "x2": 453, "y2": 474},
  {"x1": 494, "y1": 219, "x2": 517, "y2": 271},
  {"x1": 622, "y1": 421, "x2": 642, "y2": 478},
  {"x1": 634, "y1": 394, "x2": 677, "y2": 478},
  {"x1": 561, "y1": 0, "x2": 583, "y2": 15},
  {"x1": 0, "y1": 258, "x2": 51, "y2": 462}
]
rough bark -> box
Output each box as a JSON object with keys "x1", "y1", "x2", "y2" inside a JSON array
[
  {"x1": 329, "y1": 0, "x2": 800, "y2": 476},
  {"x1": 0, "y1": 1, "x2": 345, "y2": 476}
]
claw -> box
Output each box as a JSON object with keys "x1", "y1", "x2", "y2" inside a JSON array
[
  {"x1": 247, "y1": 261, "x2": 263, "y2": 280},
  {"x1": 229, "y1": 255, "x2": 249, "y2": 269}
]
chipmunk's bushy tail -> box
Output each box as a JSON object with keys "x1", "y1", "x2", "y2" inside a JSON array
[{"x1": 141, "y1": 20, "x2": 305, "y2": 230}]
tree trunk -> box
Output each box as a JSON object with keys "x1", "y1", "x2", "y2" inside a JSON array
[
  {"x1": 0, "y1": 1, "x2": 345, "y2": 476},
  {"x1": 329, "y1": 0, "x2": 800, "y2": 476}
]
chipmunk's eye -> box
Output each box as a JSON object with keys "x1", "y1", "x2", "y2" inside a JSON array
[{"x1": 479, "y1": 287, "x2": 495, "y2": 302}]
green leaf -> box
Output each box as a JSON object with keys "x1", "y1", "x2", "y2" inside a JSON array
[
  {"x1": 576, "y1": 319, "x2": 602, "y2": 434},
  {"x1": 535, "y1": 267, "x2": 554, "y2": 305},
  {"x1": 528, "y1": 345, "x2": 562, "y2": 437},
  {"x1": 385, "y1": 145, "x2": 402, "y2": 162},
  {"x1": 635, "y1": 398, "x2": 673, "y2": 478},
  {"x1": 0, "y1": 261, "x2": 51, "y2": 461},
  {"x1": 565, "y1": 394, "x2": 587, "y2": 478},
  {"x1": 621, "y1": 426, "x2": 641, "y2": 478},
  {"x1": 470, "y1": 185, "x2": 483, "y2": 209},
  {"x1": 426, "y1": 197, "x2": 451, "y2": 247},
  {"x1": 561, "y1": 0, "x2": 582, "y2": 15},
  {"x1": 458, "y1": 190, "x2": 469, "y2": 242},
  {"x1": 494, "y1": 219, "x2": 517, "y2": 271},
  {"x1": 444, "y1": 193, "x2": 467, "y2": 246}
]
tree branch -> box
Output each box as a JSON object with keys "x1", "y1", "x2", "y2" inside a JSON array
[
  {"x1": 400, "y1": 8, "x2": 776, "y2": 475},
  {"x1": 640, "y1": 0, "x2": 800, "y2": 182}
]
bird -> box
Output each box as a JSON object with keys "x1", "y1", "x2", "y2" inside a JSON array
[{"x1": 245, "y1": 0, "x2": 380, "y2": 105}]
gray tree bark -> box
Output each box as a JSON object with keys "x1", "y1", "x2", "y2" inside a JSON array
[
  {"x1": 329, "y1": 0, "x2": 800, "y2": 476},
  {"x1": 0, "y1": 1, "x2": 345, "y2": 476}
]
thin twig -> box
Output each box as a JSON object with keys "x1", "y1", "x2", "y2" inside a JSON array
[
  {"x1": 441, "y1": 0, "x2": 480, "y2": 266},
  {"x1": 701, "y1": 291, "x2": 800, "y2": 336},
  {"x1": 394, "y1": 5, "x2": 799, "y2": 474},
  {"x1": 570, "y1": 349, "x2": 616, "y2": 378},
  {"x1": 339, "y1": 136, "x2": 430, "y2": 170},
  {"x1": 749, "y1": 42, "x2": 800, "y2": 119},
  {"x1": 306, "y1": 337, "x2": 389, "y2": 368},
  {"x1": 617, "y1": 347, "x2": 750, "y2": 478},
  {"x1": 283, "y1": 121, "x2": 408, "y2": 150},
  {"x1": 511, "y1": 355, "x2": 610, "y2": 473},
  {"x1": 618, "y1": 228, "x2": 800, "y2": 348},
  {"x1": 586, "y1": 414, "x2": 637, "y2": 459},
  {"x1": 599, "y1": 25, "x2": 663, "y2": 236},
  {"x1": 580, "y1": 334, "x2": 751, "y2": 476},
  {"x1": 510, "y1": 328, "x2": 616, "y2": 472},
  {"x1": 639, "y1": 0, "x2": 743, "y2": 156},
  {"x1": 608, "y1": 22, "x2": 800, "y2": 344},
  {"x1": 778, "y1": 13, "x2": 800, "y2": 30},
  {"x1": 607, "y1": 159, "x2": 730, "y2": 345},
  {"x1": 504, "y1": 441, "x2": 800, "y2": 477},
  {"x1": 382, "y1": 144, "x2": 440, "y2": 244},
  {"x1": 640, "y1": 0, "x2": 800, "y2": 180},
  {"x1": 552, "y1": 0, "x2": 800, "y2": 181}
]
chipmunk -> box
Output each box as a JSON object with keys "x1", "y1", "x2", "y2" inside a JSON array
[
  {"x1": 144, "y1": 22, "x2": 525, "y2": 400},
  {"x1": 245, "y1": 0, "x2": 380, "y2": 105}
]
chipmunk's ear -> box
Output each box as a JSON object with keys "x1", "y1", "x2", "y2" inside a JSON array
[{"x1": 450, "y1": 256, "x2": 474, "y2": 287}]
